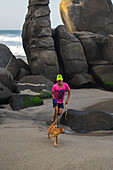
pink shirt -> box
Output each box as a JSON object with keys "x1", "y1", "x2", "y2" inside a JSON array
[{"x1": 52, "y1": 82, "x2": 70, "y2": 104}]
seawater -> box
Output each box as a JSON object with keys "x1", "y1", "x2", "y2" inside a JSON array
[{"x1": 0, "y1": 30, "x2": 26, "y2": 58}]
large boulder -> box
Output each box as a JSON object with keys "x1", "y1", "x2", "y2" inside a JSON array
[
  {"x1": 17, "y1": 58, "x2": 30, "y2": 71},
  {"x1": 60, "y1": 109, "x2": 113, "y2": 133},
  {"x1": 11, "y1": 94, "x2": 43, "y2": 110},
  {"x1": 0, "y1": 44, "x2": 20, "y2": 78},
  {"x1": 91, "y1": 65, "x2": 113, "y2": 90},
  {"x1": 0, "y1": 82, "x2": 13, "y2": 104},
  {"x1": 53, "y1": 25, "x2": 88, "y2": 81},
  {"x1": 22, "y1": 0, "x2": 59, "y2": 81},
  {"x1": 74, "y1": 32, "x2": 105, "y2": 65},
  {"x1": 103, "y1": 35, "x2": 113, "y2": 63},
  {"x1": 16, "y1": 75, "x2": 53, "y2": 92},
  {"x1": 15, "y1": 68, "x2": 30, "y2": 81},
  {"x1": 0, "y1": 68, "x2": 14, "y2": 91},
  {"x1": 68, "y1": 73, "x2": 96, "y2": 88},
  {"x1": 60, "y1": 0, "x2": 113, "y2": 35}
]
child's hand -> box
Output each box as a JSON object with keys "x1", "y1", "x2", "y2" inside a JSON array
[
  {"x1": 65, "y1": 99, "x2": 68, "y2": 105},
  {"x1": 53, "y1": 99, "x2": 57, "y2": 104}
]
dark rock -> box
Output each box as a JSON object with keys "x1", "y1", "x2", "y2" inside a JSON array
[
  {"x1": 60, "y1": 0, "x2": 113, "y2": 35},
  {"x1": 91, "y1": 65, "x2": 113, "y2": 90},
  {"x1": 54, "y1": 25, "x2": 88, "y2": 81},
  {"x1": 11, "y1": 94, "x2": 43, "y2": 110},
  {"x1": 74, "y1": 31, "x2": 95, "y2": 37},
  {"x1": 103, "y1": 34, "x2": 113, "y2": 63},
  {"x1": 0, "y1": 44, "x2": 20, "y2": 78},
  {"x1": 29, "y1": 0, "x2": 49, "y2": 5},
  {"x1": 60, "y1": 109, "x2": 113, "y2": 133},
  {"x1": 0, "y1": 82, "x2": 13, "y2": 104},
  {"x1": 68, "y1": 73, "x2": 96, "y2": 88},
  {"x1": 90, "y1": 59, "x2": 111, "y2": 66},
  {"x1": 15, "y1": 68, "x2": 30, "y2": 81},
  {"x1": 17, "y1": 58, "x2": 30, "y2": 71},
  {"x1": 74, "y1": 32, "x2": 105, "y2": 65},
  {"x1": 22, "y1": 0, "x2": 59, "y2": 81},
  {"x1": 37, "y1": 90, "x2": 52, "y2": 99},
  {"x1": 0, "y1": 68, "x2": 14, "y2": 91},
  {"x1": 16, "y1": 75, "x2": 53, "y2": 92}
]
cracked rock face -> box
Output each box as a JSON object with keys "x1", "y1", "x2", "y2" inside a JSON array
[
  {"x1": 103, "y1": 35, "x2": 113, "y2": 63},
  {"x1": 60, "y1": 0, "x2": 113, "y2": 35},
  {"x1": 22, "y1": 0, "x2": 59, "y2": 81},
  {"x1": 0, "y1": 44, "x2": 20, "y2": 79},
  {"x1": 53, "y1": 25, "x2": 88, "y2": 81}
]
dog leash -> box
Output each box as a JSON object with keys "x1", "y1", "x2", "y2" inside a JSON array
[{"x1": 65, "y1": 104, "x2": 68, "y2": 121}]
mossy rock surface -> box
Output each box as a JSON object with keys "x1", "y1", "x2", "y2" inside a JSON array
[
  {"x1": 11, "y1": 94, "x2": 43, "y2": 110},
  {"x1": 104, "y1": 81, "x2": 113, "y2": 86},
  {"x1": 37, "y1": 91, "x2": 52, "y2": 99},
  {"x1": 24, "y1": 96, "x2": 43, "y2": 107},
  {"x1": 104, "y1": 81, "x2": 113, "y2": 91}
]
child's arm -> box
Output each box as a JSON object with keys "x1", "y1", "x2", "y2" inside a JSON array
[
  {"x1": 52, "y1": 92, "x2": 57, "y2": 105},
  {"x1": 52, "y1": 91, "x2": 55, "y2": 99},
  {"x1": 65, "y1": 90, "x2": 71, "y2": 105}
]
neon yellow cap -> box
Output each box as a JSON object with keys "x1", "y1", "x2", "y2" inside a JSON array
[{"x1": 57, "y1": 74, "x2": 63, "y2": 81}]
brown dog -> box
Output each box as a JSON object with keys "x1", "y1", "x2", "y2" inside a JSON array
[{"x1": 48, "y1": 119, "x2": 64, "y2": 146}]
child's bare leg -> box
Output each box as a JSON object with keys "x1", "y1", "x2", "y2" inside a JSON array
[
  {"x1": 53, "y1": 106, "x2": 58, "y2": 121},
  {"x1": 58, "y1": 108, "x2": 63, "y2": 115}
]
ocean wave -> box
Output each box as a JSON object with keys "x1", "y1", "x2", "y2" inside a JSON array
[
  {"x1": 0, "y1": 30, "x2": 26, "y2": 57},
  {"x1": 0, "y1": 35, "x2": 22, "y2": 43},
  {"x1": 9, "y1": 45, "x2": 26, "y2": 56}
]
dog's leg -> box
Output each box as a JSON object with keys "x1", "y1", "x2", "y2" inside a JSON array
[
  {"x1": 56, "y1": 135, "x2": 59, "y2": 144},
  {"x1": 48, "y1": 131, "x2": 50, "y2": 139},
  {"x1": 51, "y1": 136, "x2": 57, "y2": 146}
]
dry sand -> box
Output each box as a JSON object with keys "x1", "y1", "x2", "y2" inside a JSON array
[{"x1": 0, "y1": 88, "x2": 113, "y2": 170}]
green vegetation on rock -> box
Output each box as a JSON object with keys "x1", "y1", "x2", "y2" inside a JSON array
[
  {"x1": 37, "y1": 91, "x2": 52, "y2": 99},
  {"x1": 104, "y1": 81, "x2": 113, "y2": 86},
  {"x1": 24, "y1": 96, "x2": 43, "y2": 107}
]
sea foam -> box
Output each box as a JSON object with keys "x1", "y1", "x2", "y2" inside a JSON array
[{"x1": 0, "y1": 30, "x2": 26, "y2": 57}]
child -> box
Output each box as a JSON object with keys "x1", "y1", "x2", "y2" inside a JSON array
[{"x1": 52, "y1": 74, "x2": 71, "y2": 121}]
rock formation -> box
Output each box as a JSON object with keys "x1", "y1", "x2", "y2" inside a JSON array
[
  {"x1": 11, "y1": 94, "x2": 43, "y2": 110},
  {"x1": 16, "y1": 75, "x2": 53, "y2": 93},
  {"x1": 53, "y1": 25, "x2": 95, "y2": 87},
  {"x1": 22, "y1": 0, "x2": 59, "y2": 81},
  {"x1": 103, "y1": 34, "x2": 113, "y2": 63},
  {"x1": 91, "y1": 65, "x2": 113, "y2": 90},
  {"x1": 60, "y1": 0, "x2": 113, "y2": 35},
  {"x1": 0, "y1": 68, "x2": 14, "y2": 104},
  {"x1": 74, "y1": 32, "x2": 105, "y2": 65},
  {"x1": 21, "y1": 0, "x2": 113, "y2": 90},
  {"x1": 0, "y1": 44, "x2": 20, "y2": 78},
  {"x1": 0, "y1": 82, "x2": 13, "y2": 104},
  {"x1": 0, "y1": 68, "x2": 14, "y2": 92},
  {"x1": 60, "y1": 109, "x2": 113, "y2": 133},
  {"x1": 54, "y1": 26, "x2": 88, "y2": 78}
]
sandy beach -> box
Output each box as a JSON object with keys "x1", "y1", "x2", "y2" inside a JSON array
[{"x1": 0, "y1": 88, "x2": 113, "y2": 170}]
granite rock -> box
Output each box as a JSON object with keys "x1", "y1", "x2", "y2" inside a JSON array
[
  {"x1": 60, "y1": 0, "x2": 113, "y2": 35},
  {"x1": 22, "y1": 0, "x2": 59, "y2": 81}
]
